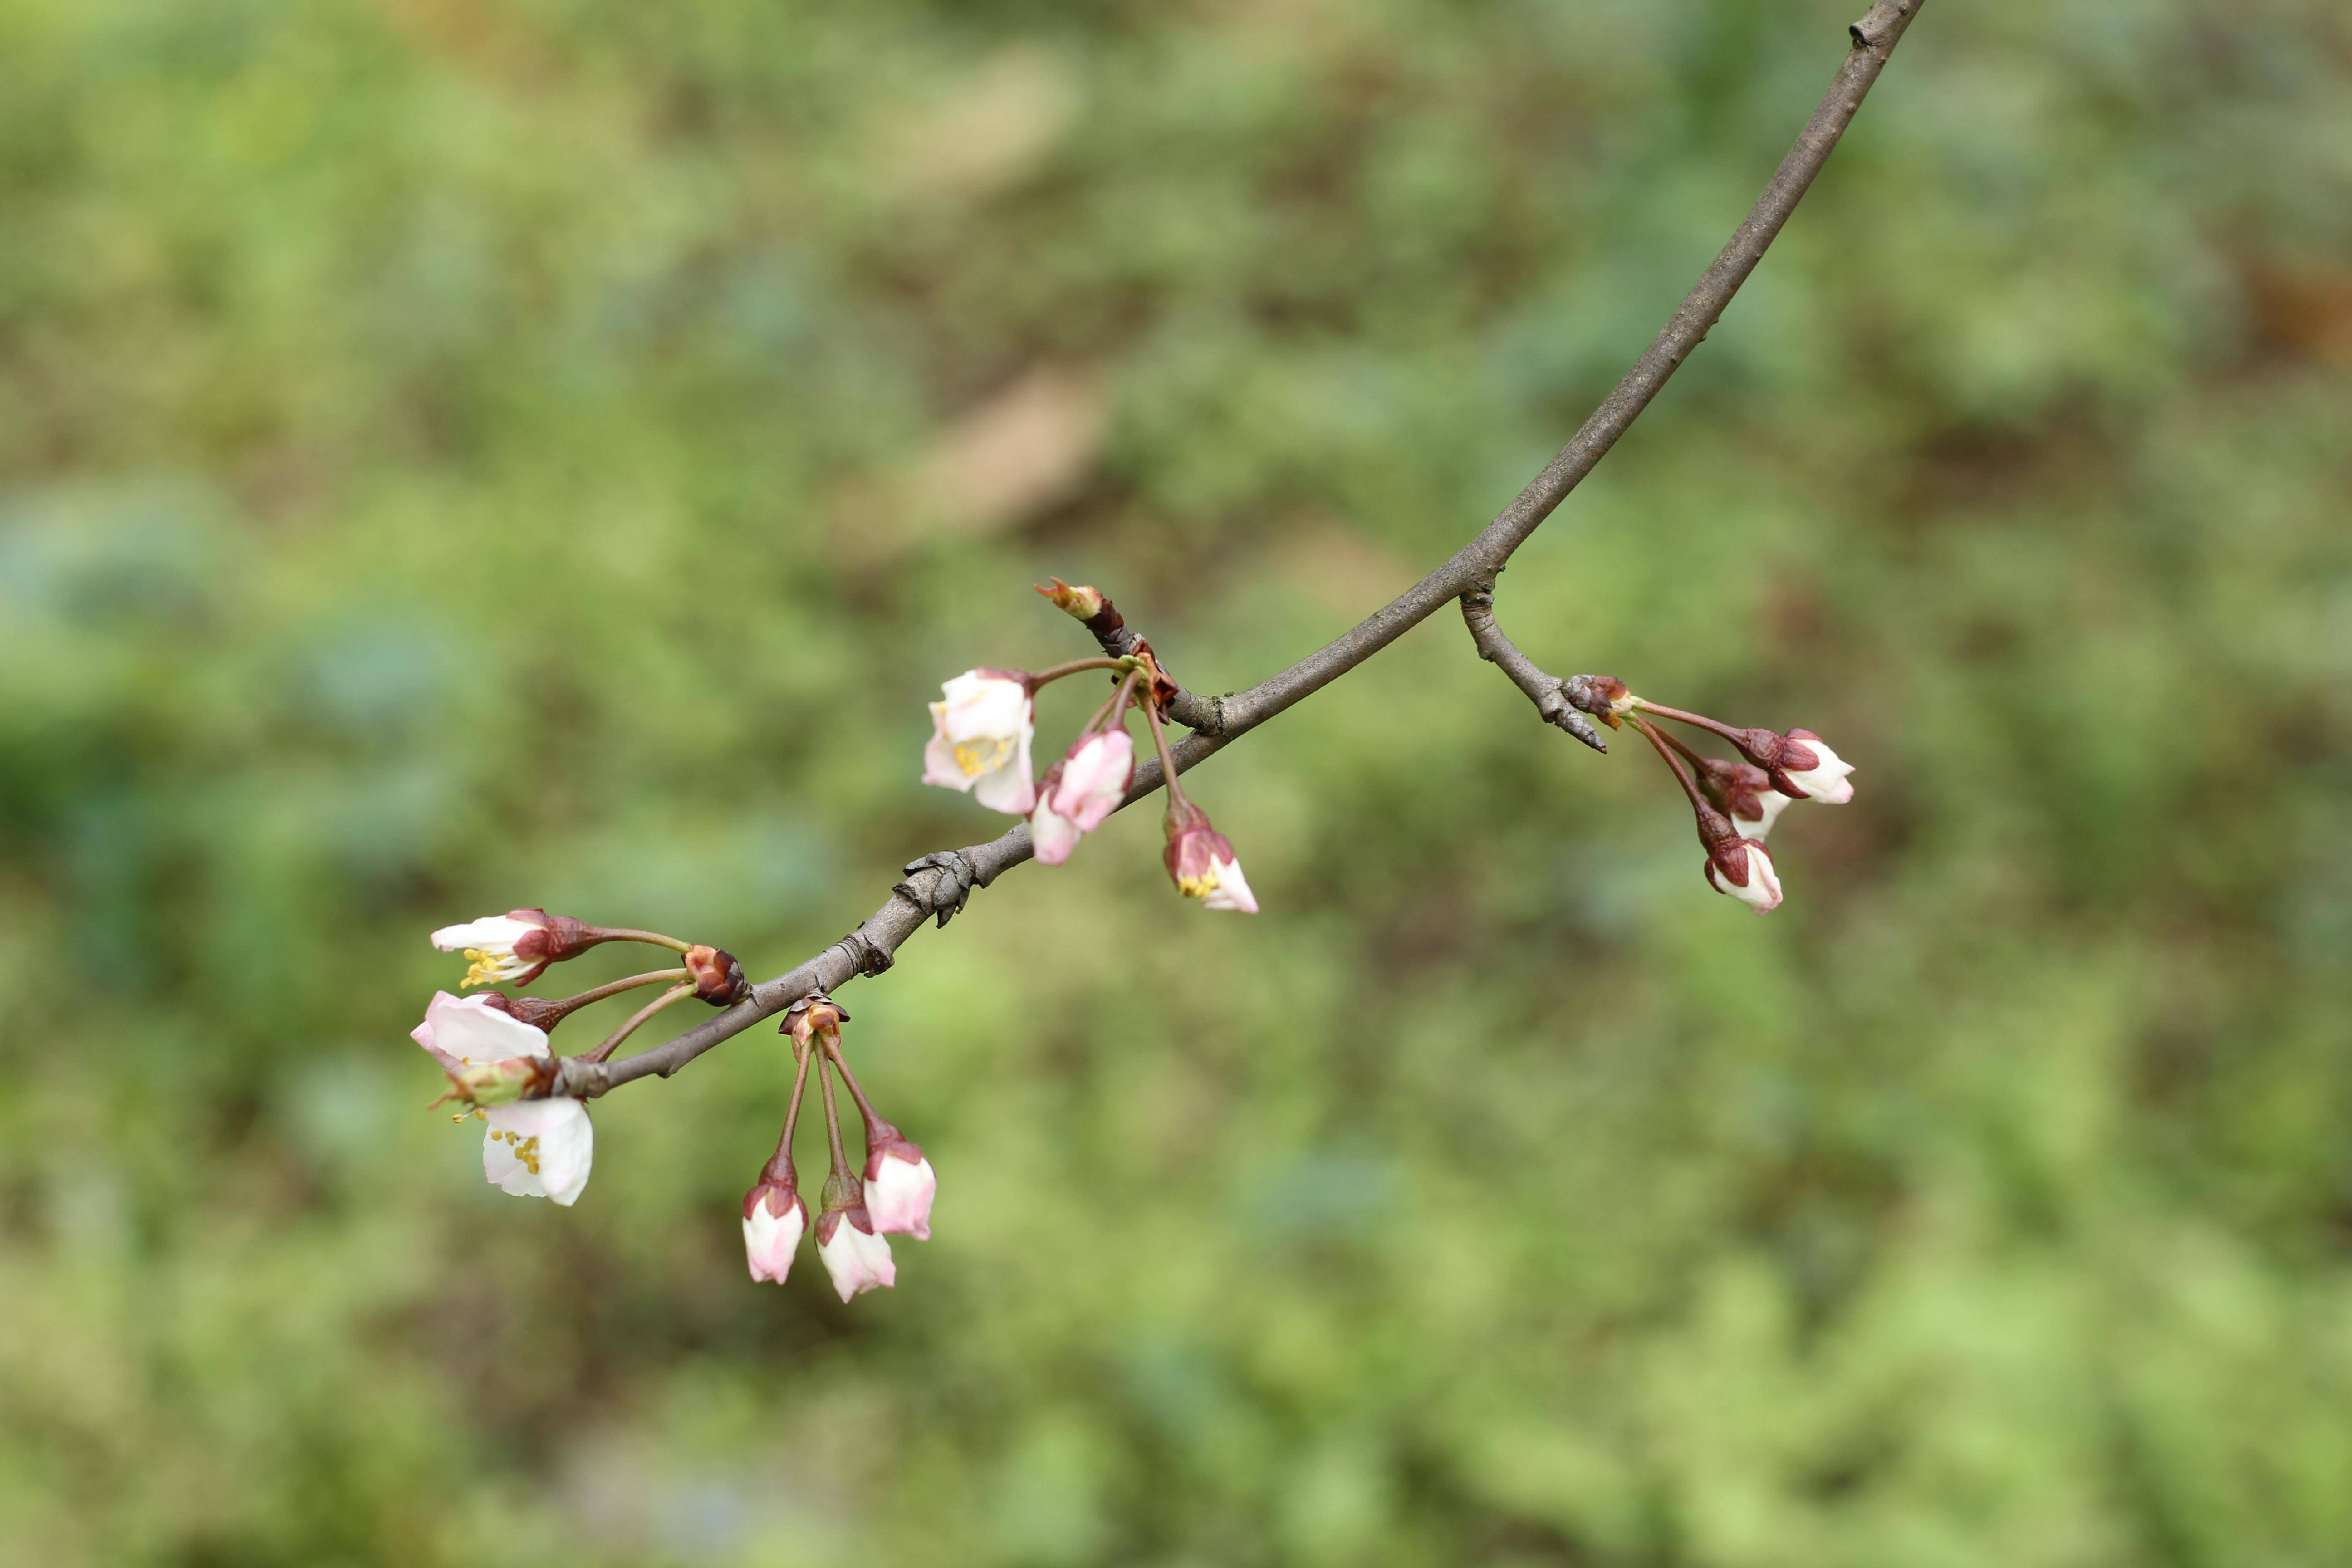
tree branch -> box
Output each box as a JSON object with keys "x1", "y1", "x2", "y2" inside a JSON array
[{"x1": 553, "y1": 0, "x2": 1928, "y2": 1100}]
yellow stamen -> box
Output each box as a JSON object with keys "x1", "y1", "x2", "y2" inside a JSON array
[
  {"x1": 460, "y1": 949, "x2": 509, "y2": 989},
  {"x1": 953, "y1": 737, "x2": 1012, "y2": 777}
]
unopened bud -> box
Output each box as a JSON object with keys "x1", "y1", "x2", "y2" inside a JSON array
[
  {"x1": 684, "y1": 945, "x2": 751, "y2": 1008},
  {"x1": 1695, "y1": 758, "x2": 1795, "y2": 842},
  {"x1": 1704, "y1": 837, "x2": 1783, "y2": 914},
  {"x1": 1035, "y1": 578, "x2": 1108, "y2": 623},
  {"x1": 742, "y1": 1151, "x2": 808, "y2": 1285},
  {"x1": 814, "y1": 1171, "x2": 896, "y2": 1302},
  {"x1": 1163, "y1": 799, "x2": 1259, "y2": 913},
  {"x1": 862, "y1": 1122, "x2": 936, "y2": 1241}
]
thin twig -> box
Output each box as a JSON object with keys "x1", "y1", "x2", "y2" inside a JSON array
[{"x1": 554, "y1": 1, "x2": 1928, "y2": 1101}]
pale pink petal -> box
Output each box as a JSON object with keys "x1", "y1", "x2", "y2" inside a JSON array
[
  {"x1": 412, "y1": 990, "x2": 550, "y2": 1072},
  {"x1": 864, "y1": 1151, "x2": 937, "y2": 1240}
]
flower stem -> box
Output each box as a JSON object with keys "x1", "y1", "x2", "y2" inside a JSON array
[
  {"x1": 1629, "y1": 699, "x2": 1749, "y2": 748},
  {"x1": 1137, "y1": 676, "x2": 1187, "y2": 813},
  {"x1": 1081, "y1": 667, "x2": 1143, "y2": 739},
  {"x1": 553, "y1": 969, "x2": 691, "y2": 1011},
  {"x1": 581, "y1": 926, "x2": 695, "y2": 954},
  {"x1": 772, "y1": 1034, "x2": 814, "y2": 1171},
  {"x1": 1631, "y1": 714, "x2": 1708, "y2": 813},
  {"x1": 816, "y1": 1033, "x2": 852, "y2": 1177},
  {"x1": 1647, "y1": 721, "x2": 1710, "y2": 771},
  {"x1": 1029, "y1": 657, "x2": 1136, "y2": 687},
  {"x1": 580, "y1": 982, "x2": 694, "y2": 1063},
  {"x1": 821, "y1": 1032, "x2": 886, "y2": 1140}
]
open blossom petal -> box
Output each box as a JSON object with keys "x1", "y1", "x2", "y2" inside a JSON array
[
  {"x1": 864, "y1": 1144, "x2": 937, "y2": 1240},
  {"x1": 742, "y1": 1188, "x2": 808, "y2": 1284},
  {"x1": 817, "y1": 1211, "x2": 897, "y2": 1301},
  {"x1": 430, "y1": 909, "x2": 554, "y2": 987},
  {"x1": 922, "y1": 670, "x2": 1036, "y2": 815},
  {"x1": 1779, "y1": 730, "x2": 1855, "y2": 804},
  {"x1": 1705, "y1": 841, "x2": 1784, "y2": 914},
  {"x1": 411, "y1": 990, "x2": 550, "y2": 1073},
  {"x1": 1049, "y1": 731, "x2": 1134, "y2": 833},
  {"x1": 1200, "y1": 851, "x2": 1258, "y2": 914},
  {"x1": 482, "y1": 1096, "x2": 594, "y2": 1205}
]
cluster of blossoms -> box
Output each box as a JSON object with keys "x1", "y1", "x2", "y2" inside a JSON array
[
  {"x1": 920, "y1": 579, "x2": 1256, "y2": 911},
  {"x1": 1574, "y1": 676, "x2": 1857, "y2": 912},
  {"x1": 410, "y1": 914, "x2": 935, "y2": 1302}
]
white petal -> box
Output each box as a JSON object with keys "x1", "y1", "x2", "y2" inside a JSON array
[
  {"x1": 1784, "y1": 740, "x2": 1855, "y2": 804},
  {"x1": 413, "y1": 990, "x2": 550, "y2": 1069},
  {"x1": 1201, "y1": 853, "x2": 1258, "y2": 913},
  {"x1": 1706, "y1": 844, "x2": 1783, "y2": 914},
  {"x1": 921, "y1": 708, "x2": 980, "y2": 792},
  {"x1": 429, "y1": 915, "x2": 538, "y2": 956},
  {"x1": 936, "y1": 672, "x2": 1030, "y2": 741},
  {"x1": 971, "y1": 713, "x2": 1037, "y2": 814},
  {"x1": 483, "y1": 1098, "x2": 594, "y2": 1205},
  {"x1": 818, "y1": 1220, "x2": 897, "y2": 1301}
]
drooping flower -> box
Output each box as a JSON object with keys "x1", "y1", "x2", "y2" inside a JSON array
[
  {"x1": 742, "y1": 1157, "x2": 808, "y2": 1285},
  {"x1": 1164, "y1": 799, "x2": 1258, "y2": 913},
  {"x1": 862, "y1": 1124, "x2": 936, "y2": 1241},
  {"x1": 1775, "y1": 729, "x2": 1856, "y2": 804},
  {"x1": 429, "y1": 908, "x2": 575, "y2": 989},
  {"x1": 1704, "y1": 838, "x2": 1784, "y2": 914},
  {"x1": 814, "y1": 1175, "x2": 896, "y2": 1302},
  {"x1": 1030, "y1": 730, "x2": 1136, "y2": 865},
  {"x1": 921, "y1": 669, "x2": 1037, "y2": 815},
  {"x1": 412, "y1": 990, "x2": 594, "y2": 1205}
]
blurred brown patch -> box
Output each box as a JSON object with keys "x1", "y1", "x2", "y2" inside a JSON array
[
  {"x1": 1264, "y1": 513, "x2": 1416, "y2": 619},
  {"x1": 881, "y1": 48, "x2": 1081, "y2": 204},
  {"x1": 2240, "y1": 255, "x2": 2352, "y2": 370},
  {"x1": 373, "y1": 0, "x2": 556, "y2": 88},
  {"x1": 830, "y1": 367, "x2": 1108, "y2": 566}
]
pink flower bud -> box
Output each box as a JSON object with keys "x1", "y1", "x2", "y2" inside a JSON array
[
  {"x1": 1030, "y1": 731, "x2": 1135, "y2": 865},
  {"x1": 741, "y1": 1160, "x2": 808, "y2": 1285},
  {"x1": 430, "y1": 908, "x2": 588, "y2": 989},
  {"x1": 1775, "y1": 729, "x2": 1855, "y2": 804},
  {"x1": 1704, "y1": 838, "x2": 1784, "y2": 914},
  {"x1": 815, "y1": 1177, "x2": 897, "y2": 1302},
  {"x1": 1163, "y1": 800, "x2": 1258, "y2": 913},
  {"x1": 862, "y1": 1125, "x2": 936, "y2": 1240},
  {"x1": 921, "y1": 669, "x2": 1037, "y2": 815}
]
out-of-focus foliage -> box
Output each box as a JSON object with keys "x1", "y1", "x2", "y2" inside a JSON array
[{"x1": 2, "y1": 0, "x2": 2349, "y2": 1562}]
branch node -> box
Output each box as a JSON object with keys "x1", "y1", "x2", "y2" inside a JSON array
[
  {"x1": 832, "y1": 930, "x2": 893, "y2": 979},
  {"x1": 898, "y1": 849, "x2": 979, "y2": 928}
]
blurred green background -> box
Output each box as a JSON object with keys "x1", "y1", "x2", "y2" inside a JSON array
[{"x1": 4, "y1": 0, "x2": 2350, "y2": 1563}]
